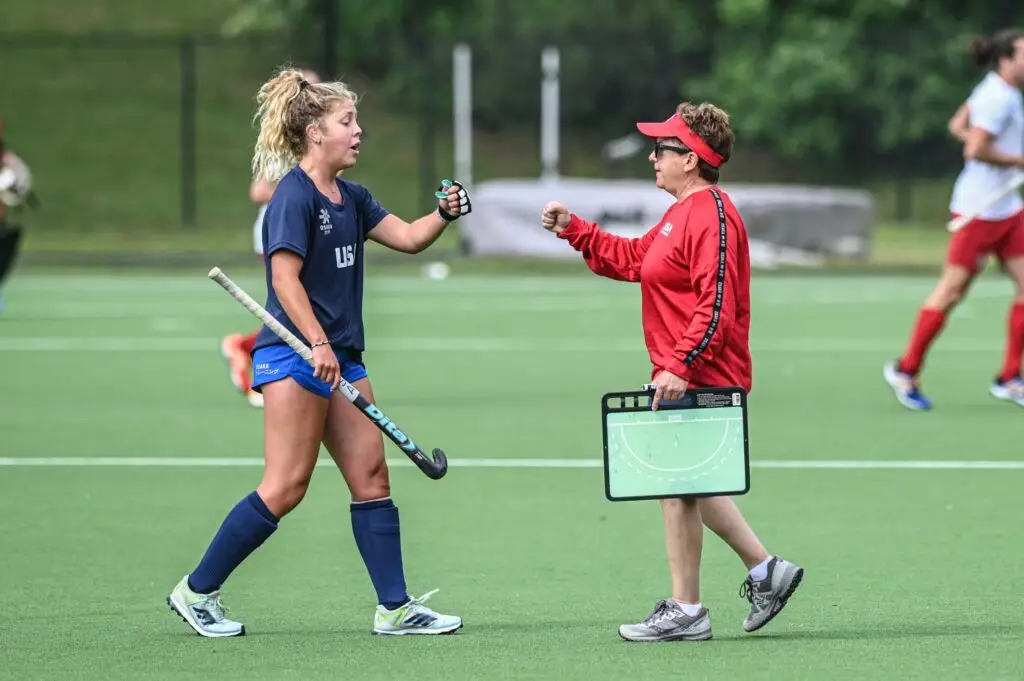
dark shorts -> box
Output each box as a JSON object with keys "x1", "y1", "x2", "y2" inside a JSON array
[{"x1": 250, "y1": 343, "x2": 368, "y2": 399}]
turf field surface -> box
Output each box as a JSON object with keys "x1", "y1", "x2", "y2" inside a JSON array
[{"x1": 1, "y1": 270, "x2": 1023, "y2": 681}]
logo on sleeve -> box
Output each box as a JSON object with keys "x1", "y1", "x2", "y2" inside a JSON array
[
  {"x1": 319, "y1": 209, "x2": 333, "y2": 235},
  {"x1": 660, "y1": 222, "x2": 673, "y2": 236}
]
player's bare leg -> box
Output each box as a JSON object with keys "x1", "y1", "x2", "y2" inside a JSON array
[
  {"x1": 257, "y1": 378, "x2": 328, "y2": 517},
  {"x1": 322, "y1": 377, "x2": 461, "y2": 635},
  {"x1": 618, "y1": 498, "x2": 711, "y2": 642},
  {"x1": 991, "y1": 256, "x2": 1024, "y2": 405},
  {"x1": 698, "y1": 496, "x2": 803, "y2": 632},
  {"x1": 885, "y1": 264, "x2": 975, "y2": 410},
  {"x1": 168, "y1": 378, "x2": 326, "y2": 637}
]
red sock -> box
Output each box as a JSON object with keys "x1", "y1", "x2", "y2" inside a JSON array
[
  {"x1": 239, "y1": 330, "x2": 259, "y2": 355},
  {"x1": 998, "y1": 303, "x2": 1024, "y2": 382},
  {"x1": 898, "y1": 308, "x2": 946, "y2": 375}
]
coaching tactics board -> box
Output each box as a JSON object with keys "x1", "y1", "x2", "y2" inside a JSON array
[{"x1": 601, "y1": 388, "x2": 750, "y2": 501}]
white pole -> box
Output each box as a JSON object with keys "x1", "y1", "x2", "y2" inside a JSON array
[
  {"x1": 540, "y1": 46, "x2": 560, "y2": 181},
  {"x1": 453, "y1": 43, "x2": 473, "y2": 188}
]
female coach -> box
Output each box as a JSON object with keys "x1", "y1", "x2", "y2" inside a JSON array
[
  {"x1": 541, "y1": 102, "x2": 804, "y2": 642},
  {"x1": 167, "y1": 68, "x2": 468, "y2": 638}
]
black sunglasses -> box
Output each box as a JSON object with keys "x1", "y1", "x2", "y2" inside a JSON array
[{"x1": 653, "y1": 141, "x2": 691, "y2": 158}]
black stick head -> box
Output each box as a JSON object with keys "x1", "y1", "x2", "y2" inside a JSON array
[{"x1": 423, "y1": 448, "x2": 448, "y2": 480}]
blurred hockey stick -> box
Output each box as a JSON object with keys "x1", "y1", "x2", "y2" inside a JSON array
[{"x1": 947, "y1": 171, "x2": 1024, "y2": 233}]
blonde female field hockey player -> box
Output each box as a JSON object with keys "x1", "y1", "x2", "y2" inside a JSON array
[{"x1": 168, "y1": 67, "x2": 471, "y2": 638}]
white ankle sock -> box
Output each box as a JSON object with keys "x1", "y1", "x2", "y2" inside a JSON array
[
  {"x1": 671, "y1": 600, "x2": 703, "y2": 616},
  {"x1": 749, "y1": 556, "x2": 773, "y2": 581}
]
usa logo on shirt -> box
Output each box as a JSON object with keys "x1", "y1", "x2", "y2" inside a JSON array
[
  {"x1": 319, "y1": 209, "x2": 333, "y2": 235},
  {"x1": 660, "y1": 222, "x2": 673, "y2": 236}
]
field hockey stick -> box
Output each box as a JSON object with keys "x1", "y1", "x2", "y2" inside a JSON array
[
  {"x1": 947, "y1": 171, "x2": 1024, "y2": 233},
  {"x1": 207, "y1": 267, "x2": 449, "y2": 480}
]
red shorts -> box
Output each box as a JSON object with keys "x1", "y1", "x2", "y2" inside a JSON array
[{"x1": 947, "y1": 210, "x2": 1024, "y2": 274}]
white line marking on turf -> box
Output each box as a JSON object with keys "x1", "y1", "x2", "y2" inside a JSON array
[
  {"x1": 0, "y1": 337, "x2": 1006, "y2": 353},
  {"x1": 0, "y1": 457, "x2": 1021, "y2": 470},
  {"x1": 11, "y1": 283, "x2": 1013, "y2": 318}
]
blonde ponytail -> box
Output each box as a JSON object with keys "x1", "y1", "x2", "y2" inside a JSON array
[{"x1": 250, "y1": 67, "x2": 359, "y2": 181}]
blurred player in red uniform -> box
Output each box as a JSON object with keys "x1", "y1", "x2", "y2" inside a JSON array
[
  {"x1": 542, "y1": 101, "x2": 803, "y2": 642},
  {"x1": 220, "y1": 70, "x2": 321, "y2": 408},
  {"x1": 884, "y1": 29, "x2": 1024, "y2": 410}
]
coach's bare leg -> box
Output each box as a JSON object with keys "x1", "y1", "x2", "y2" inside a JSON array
[
  {"x1": 704, "y1": 494, "x2": 805, "y2": 633},
  {"x1": 617, "y1": 497, "x2": 711, "y2": 641},
  {"x1": 662, "y1": 498, "x2": 703, "y2": 604},
  {"x1": 698, "y1": 496, "x2": 769, "y2": 570},
  {"x1": 258, "y1": 378, "x2": 329, "y2": 517},
  {"x1": 322, "y1": 377, "x2": 390, "y2": 501}
]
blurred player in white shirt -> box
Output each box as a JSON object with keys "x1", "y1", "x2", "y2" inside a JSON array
[
  {"x1": 220, "y1": 69, "x2": 320, "y2": 408},
  {"x1": 885, "y1": 29, "x2": 1024, "y2": 410}
]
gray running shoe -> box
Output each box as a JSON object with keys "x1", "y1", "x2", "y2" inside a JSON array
[
  {"x1": 740, "y1": 556, "x2": 804, "y2": 632},
  {"x1": 618, "y1": 600, "x2": 712, "y2": 642}
]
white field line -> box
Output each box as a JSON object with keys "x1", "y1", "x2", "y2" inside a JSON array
[
  {"x1": 0, "y1": 337, "x2": 1004, "y2": 353},
  {"x1": 0, "y1": 457, "x2": 1021, "y2": 470},
  {"x1": 8, "y1": 284, "x2": 1014, "y2": 319}
]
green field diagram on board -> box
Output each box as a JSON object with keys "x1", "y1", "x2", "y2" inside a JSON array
[{"x1": 604, "y1": 403, "x2": 748, "y2": 500}]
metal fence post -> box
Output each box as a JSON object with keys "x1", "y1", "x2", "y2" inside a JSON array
[{"x1": 179, "y1": 34, "x2": 197, "y2": 228}]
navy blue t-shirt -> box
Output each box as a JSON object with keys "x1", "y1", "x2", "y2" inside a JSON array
[{"x1": 252, "y1": 167, "x2": 389, "y2": 354}]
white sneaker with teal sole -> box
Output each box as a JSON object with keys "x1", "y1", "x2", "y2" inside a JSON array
[
  {"x1": 372, "y1": 589, "x2": 462, "y2": 635},
  {"x1": 167, "y1": 575, "x2": 245, "y2": 637}
]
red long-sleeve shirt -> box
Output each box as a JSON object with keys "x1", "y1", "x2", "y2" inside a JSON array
[{"x1": 558, "y1": 186, "x2": 752, "y2": 391}]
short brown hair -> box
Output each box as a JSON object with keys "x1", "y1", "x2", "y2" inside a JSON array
[{"x1": 676, "y1": 102, "x2": 734, "y2": 183}]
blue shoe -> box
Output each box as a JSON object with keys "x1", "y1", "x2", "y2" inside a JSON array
[{"x1": 883, "y1": 361, "x2": 932, "y2": 411}]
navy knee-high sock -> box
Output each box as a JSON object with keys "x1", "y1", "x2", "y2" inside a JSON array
[
  {"x1": 188, "y1": 491, "x2": 278, "y2": 594},
  {"x1": 351, "y1": 498, "x2": 409, "y2": 610}
]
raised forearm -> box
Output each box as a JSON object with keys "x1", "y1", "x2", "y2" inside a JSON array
[{"x1": 405, "y1": 212, "x2": 450, "y2": 253}]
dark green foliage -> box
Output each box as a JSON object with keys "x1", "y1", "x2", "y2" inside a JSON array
[{"x1": 227, "y1": 0, "x2": 1023, "y2": 181}]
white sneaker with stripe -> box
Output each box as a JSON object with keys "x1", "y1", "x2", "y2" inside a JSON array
[
  {"x1": 167, "y1": 575, "x2": 245, "y2": 637},
  {"x1": 372, "y1": 589, "x2": 462, "y2": 635}
]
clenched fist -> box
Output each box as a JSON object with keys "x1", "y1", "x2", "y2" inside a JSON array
[{"x1": 541, "y1": 201, "x2": 571, "y2": 234}]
